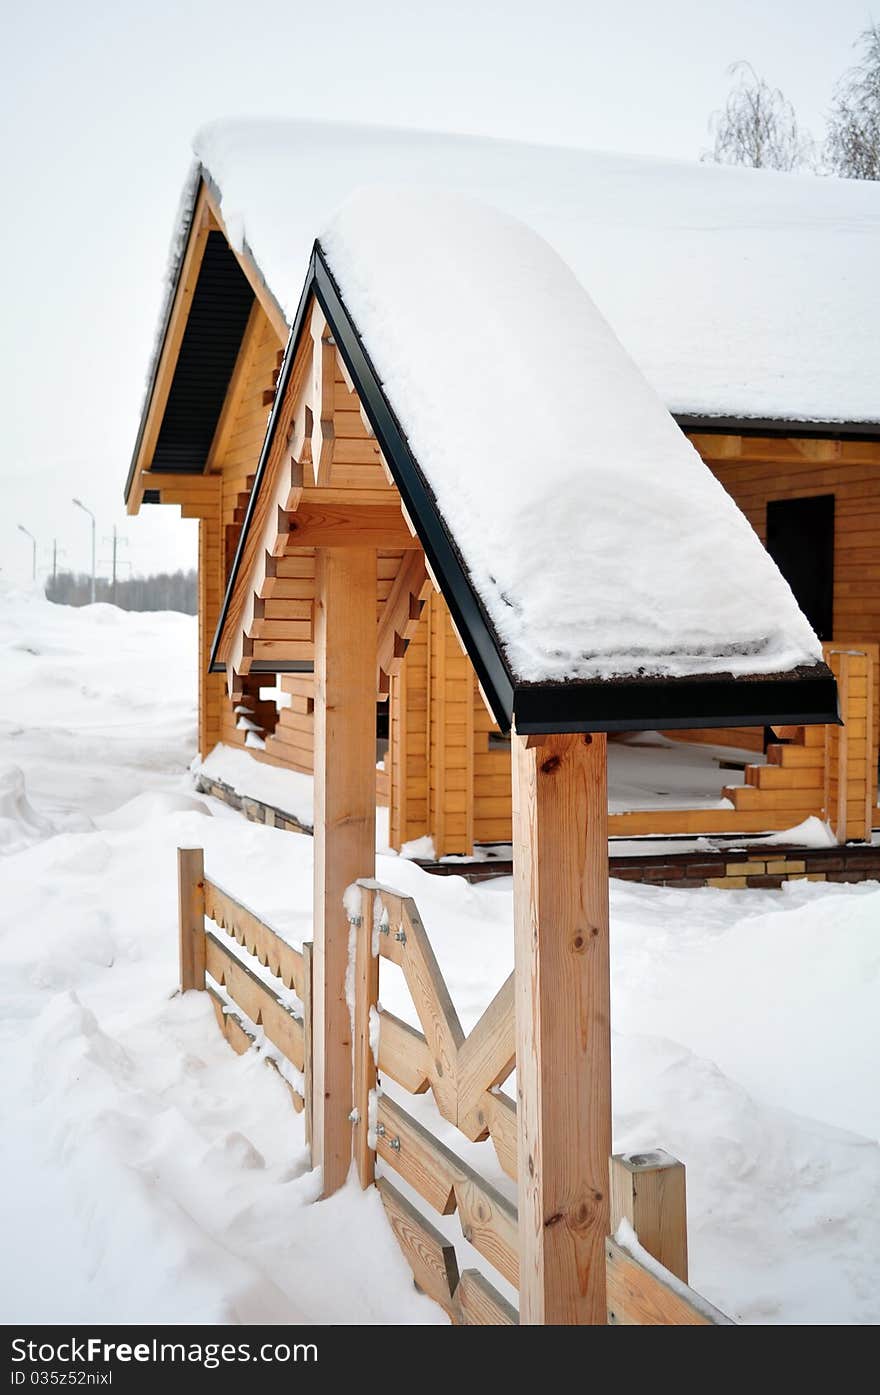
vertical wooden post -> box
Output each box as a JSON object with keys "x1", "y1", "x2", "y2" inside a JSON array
[
  {"x1": 302, "y1": 941, "x2": 314, "y2": 1152},
  {"x1": 313, "y1": 547, "x2": 377, "y2": 1196},
  {"x1": 352, "y1": 887, "x2": 379, "y2": 1188},
  {"x1": 198, "y1": 514, "x2": 224, "y2": 758},
  {"x1": 512, "y1": 730, "x2": 611, "y2": 1325},
  {"x1": 178, "y1": 847, "x2": 206, "y2": 991},
  {"x1": 610, "y1": 1151, "x2": 688, "y2": 1283}
]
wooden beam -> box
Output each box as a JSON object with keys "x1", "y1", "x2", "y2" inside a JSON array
[
  {"x1": 278, "y1": 503, "x2": 420, "y2": 550},
  {"x1": 512, "y1": 729, "x2": 611, "y2": 1325},
  {"x1": 312, "y1": 547, "x2": 377, "y2": 1195},
  {"x1": 610, "y1": 1152, "x2": 688, "y2": 1284}
]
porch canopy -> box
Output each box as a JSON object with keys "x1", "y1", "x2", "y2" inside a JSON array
[{"x1": 212, "y1": 186, "x2": 835, "y2": 734}]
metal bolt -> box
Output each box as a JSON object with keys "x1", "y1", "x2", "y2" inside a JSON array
[
  {"x1": 394, "y1": 927, "x2": 407, "y2": 945},
  {"x1": 347, "y1": 914, "x2": 363, "y2": 928},
  {"x1": 376, "y1": 1123, "x2": 386, "y2": 1138},
  {"x1": 389, "y1": 1136, "x2": 401, "y2": 1152}
]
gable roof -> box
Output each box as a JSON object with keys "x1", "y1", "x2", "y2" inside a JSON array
[
  {"x1": 212, "y1": 190, "x2": 837, "y2": 735},
  {"x1": 194, "y1": 116, "x2": 880, "y2": 429}
]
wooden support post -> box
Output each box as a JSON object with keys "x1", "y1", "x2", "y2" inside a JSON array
[
  {"x1": 302, "y1": 941, "x2": 314, "y2": 1152},
  {"x1": 313, "y1": 547, "x2": 377, "y2": 1196},
  {"x1": 512, "y1": 730, "x2": 611, "y2": 1325},
  {"x1": 352, "y1": 887, "x2": 379, "y2": 1187},
  {"x1": 178, "y1": 847, "x2": 206, "y2": 991},
  {"x1": 610, "y1": 1151, "x2": 688, "y2": 1283}
]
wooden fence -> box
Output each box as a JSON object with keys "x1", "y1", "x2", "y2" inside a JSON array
[
  {"x1": 178, "y1": 850, "x2": 731, "y2": 1325},
  {"x1": 178, "y1": 848, "x2": 313, "y2": 1130}
]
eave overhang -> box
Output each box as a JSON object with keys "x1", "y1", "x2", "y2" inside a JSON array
[{"x1": 211, "y1": 242, "x2": 839, "y2": 735}]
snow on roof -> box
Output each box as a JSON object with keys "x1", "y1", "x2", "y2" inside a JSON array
[
  {"x1": 195, "y1": 117, "x2": 880, "y2": 426},
  {"x1": 319, "y1": 187, "x2": 823, "y2": 686}
]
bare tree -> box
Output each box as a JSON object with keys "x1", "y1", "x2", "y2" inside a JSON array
[
  {"x1": 704, "y1": 62, "x2": 815, "y2": 171},
  {"x1": 826, "y1": 23, "x2": 880, "y2": 180}
]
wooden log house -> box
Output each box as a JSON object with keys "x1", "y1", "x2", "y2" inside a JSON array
[
  {"x1": 167, "y1": 179, "x2": 845, "y2": 1323},
  {"x1": 125, "y1": 123, "x2": 880, "y2": 854}
]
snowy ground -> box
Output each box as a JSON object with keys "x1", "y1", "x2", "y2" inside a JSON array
[{"x1": 1, "y1": 583, "x2": 878, "y2": 1325}]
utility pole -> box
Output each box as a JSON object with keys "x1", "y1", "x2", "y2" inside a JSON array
[
  {"x1": 17, "y1": 525, "x2": 36, "y2": 581},
  {"x1": 101, "y1": 527, "x2": 129, "y2": 606},
  {"x1": 72, "y1": 498, "x2": 96, "y2": 604}
]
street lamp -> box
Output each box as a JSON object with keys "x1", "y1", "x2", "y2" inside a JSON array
[
  {"x1": 72, "y1": 497, "x2": 96, "y2": 604},
  {"x1": 17, "y1": 525, "x2": 36, "y2": 581}
]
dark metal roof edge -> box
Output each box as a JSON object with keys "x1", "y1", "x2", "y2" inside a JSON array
[
  {"x1": 124, "y1": 167, "x2": 204, "y2": 505},
  {"x1": 512, "y1": 663, "x2": 840, "y2": 734},
  {"x1": 675, "y1": 414, "x2": 880, "y2": 442}
]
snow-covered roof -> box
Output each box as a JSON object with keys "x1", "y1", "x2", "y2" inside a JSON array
[
  {"x1": 195, "y1": 117, "x2": 880, "y2": 426},
  {"x1": 318, "y1": 188, "x2": 823, "y2": 692}
]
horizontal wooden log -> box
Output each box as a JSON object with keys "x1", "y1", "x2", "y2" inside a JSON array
[{"x1": 278, "y1": 504, "x2": 421, "y2": 550}]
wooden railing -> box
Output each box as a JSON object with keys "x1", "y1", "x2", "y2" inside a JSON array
[
  {"x1": 177, "y1": 848, "x2": 313, "y2": 1129},
  {"x1": 349, "y1": 877, "x2": 731, "y2": 1326},
  {"x1": 177, "y1": 850, "x2": 731, "y2": 1325}
]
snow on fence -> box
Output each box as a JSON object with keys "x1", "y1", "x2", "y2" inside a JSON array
[{"x1": 177, "y1": 849, "x2": 730, "y2": 1324}]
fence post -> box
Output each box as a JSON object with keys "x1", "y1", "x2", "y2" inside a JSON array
[
  {"x1": 178, "y1": 847, "x2": 206, "y2": 991},
  {"x1": 302, "y1": 941, "x2": 314, "y2": 1154},
  {"x1": 610, "y1": 1151, "x2": 688, "y2": 1283},
  {"x1": 351, "y1": 886, "x2": 379, "y2": 1188}
]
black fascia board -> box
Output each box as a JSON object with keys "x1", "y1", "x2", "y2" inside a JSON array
[
  {"x1": 513, "y1": 665, "x2": 840, "y2": 734},
  {"x1": 675, "y1": 414, "x2": 880, "y2": 441},
  {"x1": 211, "y1": 243, "x2": 840, "y2": 734}
]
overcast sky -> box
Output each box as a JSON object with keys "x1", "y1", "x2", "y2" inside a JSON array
[{"x1": 0, "y1": 0, "x2": 874, "y2": 584}]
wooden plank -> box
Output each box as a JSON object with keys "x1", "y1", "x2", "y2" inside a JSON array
[
  {"x1": 178, "y1": 847, "x2": 206, "y2": 991},
  {"x1": 376, "y1": 1094, "x2": 519, "y2": 1289},
  {"x1": 204, "y1": 878, "x2": 304, "y2": 996},
  {"x1": 453, "y1": 1269, "x2": 518, "y2": 1326},
  {"x1": 456, "y1": 972, "x2": 516, "y2": 1138},
  {"x1": 302, "y1": 941, "x2": 314, "y2": 1151},
  {"x1": 610, "y1": 1152, "x2": 688, "y2": 1283},
  {"x1": 605, "y1": 1239, "x2": 731, "y2": 1325},
  {"x1": 312, "y1": 546, "x2": 377, "y2": 1194},
  {"x1": 371, "y1": 886, "x2": 464, "y2": 1122},
  {"x1": 205, "y1": 931, "x2": 305, "y2": 1068},
  {"x1": 377, "y1": 1010, "x2": 432, "y2": 1093},
  {"x1": 513, "y1": 730, "x2": 611, "y2": 1325},
  {"x1": 352, "y1": 888, "x2": 379, "y2": 1188},
  {"x1": 278, "y1": 503, "x2": 420, "y2": 550},
  {"x1": 376, "y1": 1178, "x2": 459, "y2": 1319}
]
